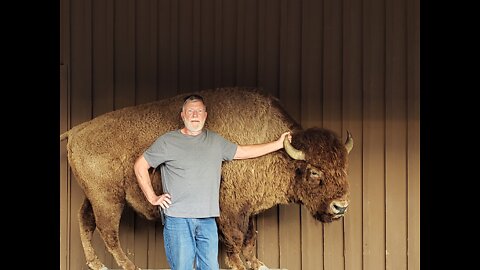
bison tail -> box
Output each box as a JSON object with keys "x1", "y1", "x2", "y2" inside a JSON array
[
  {"x1": 60, "y1": 131, "x2": 69, "y2": 141},
  {"x1": 60, "y1": 121, "x2": 92, "y2": 142}
]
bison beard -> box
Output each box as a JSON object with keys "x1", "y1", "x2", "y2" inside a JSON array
[
  {"x1": 60, "y1": 87, "x2": 352, "y2": 270},
  {"x1": 314, "y1": 212, "x2": 340, "y2": 223}
]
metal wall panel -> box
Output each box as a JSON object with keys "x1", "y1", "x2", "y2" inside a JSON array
[{"x1": 59, "y1": 0, "x2": 420, "y2": 269}]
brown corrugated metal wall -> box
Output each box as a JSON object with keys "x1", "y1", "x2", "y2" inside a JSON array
[{"x1": 59, "y1": 0, "x2": 420, "y2": 269}]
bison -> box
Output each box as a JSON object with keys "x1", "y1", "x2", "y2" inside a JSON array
[{"x1": 60, "y1": 87, "x2": 353, "y2": 270}]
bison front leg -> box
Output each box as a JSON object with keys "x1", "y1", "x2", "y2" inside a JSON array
[
  {"x1": 218, "y1": 213, "x2": 248, "y2": 270},
  {"x1": 242, "y1": 217, "x2": 268, "y2": 270},
  {"x1": 78, "y1": 198, "x2": 108, "y2": 270}
]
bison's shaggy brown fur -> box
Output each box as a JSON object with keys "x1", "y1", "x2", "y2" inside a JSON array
[{"x1": 60, "y1": 87, "x2": 351, "y2": 270}]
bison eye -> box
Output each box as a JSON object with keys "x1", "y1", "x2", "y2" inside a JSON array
[
  {"x1": 308, "y1": 169, "x2": 325, "y2": 186},
  {"x1": 310, "y1": 170, "x2": 323, "y2": 179}
]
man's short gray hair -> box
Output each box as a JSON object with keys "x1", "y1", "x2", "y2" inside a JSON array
[{"x1": 182, "y1": 94, "x2": 206, "y2": 111}]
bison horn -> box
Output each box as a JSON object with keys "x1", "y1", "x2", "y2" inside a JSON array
[
  {"x1": 284, "y1": 136, "x2": 305, "y2": 160},
  {"x1": 345, "y1": 131, "x2": 354, "y2": 154}
]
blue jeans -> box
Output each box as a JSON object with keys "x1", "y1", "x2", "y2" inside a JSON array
[{"x1": 163, "y1": 215, "x2": 219, "y2": 270}]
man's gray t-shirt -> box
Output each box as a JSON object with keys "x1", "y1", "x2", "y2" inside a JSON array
[{"x1": 143, "y1": 129, "x2": 237, "y2": 218}]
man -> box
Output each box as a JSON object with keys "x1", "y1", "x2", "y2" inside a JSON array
[{"x1": 134, "y1": 94, "x2": 290, "y2": 270}]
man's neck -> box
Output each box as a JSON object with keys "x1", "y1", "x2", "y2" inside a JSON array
[{"x1": 181, "y1": 127, "x2": 203, "y2": 136}]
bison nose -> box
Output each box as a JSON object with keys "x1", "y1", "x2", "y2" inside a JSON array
[
  {"x1": 334, "y1": 205, "x2": 347, "y2": 214},
  {"x1": 330, "y1": 201, "x2": 349, "y2": 215}
]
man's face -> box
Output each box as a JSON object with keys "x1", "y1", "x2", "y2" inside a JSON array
[{"x1": 181, "y1": 100, "x2": 207, "y2": 132}]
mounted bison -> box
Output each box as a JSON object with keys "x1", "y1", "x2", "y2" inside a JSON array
[{"x1": 60, "y1": 87, "x2": 353, "y2": 270}]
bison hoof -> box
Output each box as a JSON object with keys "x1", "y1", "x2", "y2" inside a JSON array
[
  {"x1": 86, "y1": 261, "x2": 108, "y2": 270},
  {"x1": 258, "y1": 266, "x2": 270, "y2": 270}
]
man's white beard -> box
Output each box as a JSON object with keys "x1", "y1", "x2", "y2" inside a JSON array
[{"x1": 184, "y1": 120, "x2": 205, "y2": 132}]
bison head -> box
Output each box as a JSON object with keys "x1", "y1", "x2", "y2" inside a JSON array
[{"x1": 284, "y1": 128, "x2": 353, "y2": 223}]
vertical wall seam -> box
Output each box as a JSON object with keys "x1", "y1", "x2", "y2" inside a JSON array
[
  {"x1": 90, "y1": 0, "x2": 94, "y2": 120},
  {"x1": 112, "y1": 0, "x2": 116, "y2": 108},
  {"x1": 66, "y1": 2, "x2": 72, "y2": 269},
  {"x1": 134, "y1": 0, "x2": 138, "y2": 105},
  {"x1": 360, "y1": 0, "x2": 365, "y2": 269},
  {"x1": 404, "y1": 0, "x2": 410, "y2": 268},
  {"x1": 383, "y1": 1, "x2": 388, "y2": 269}
]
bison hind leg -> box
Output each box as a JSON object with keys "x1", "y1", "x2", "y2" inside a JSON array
[
  {"x1": 78, "y1": 198, "x2": 108, "y2": 270},
  {"x1": 91, "y1": 200, "x2": 140, "y2": 270}
]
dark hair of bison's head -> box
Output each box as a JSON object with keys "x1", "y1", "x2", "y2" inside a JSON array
[{"x1": 290, "y1": 127, "x2": 350, "y2": 223}]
